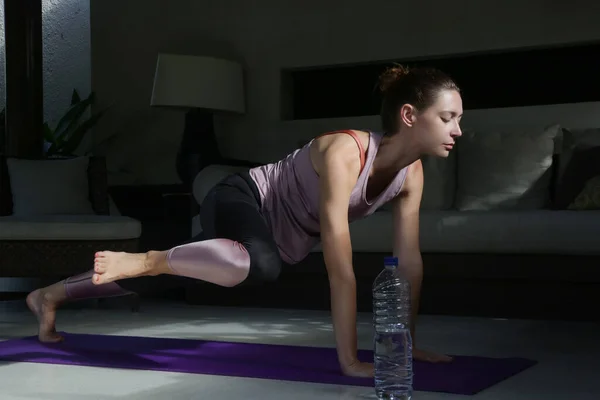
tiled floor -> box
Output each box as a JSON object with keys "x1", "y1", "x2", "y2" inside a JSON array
[{"x1": 0, "y1": 300, "x2": 597, "y2": 399}]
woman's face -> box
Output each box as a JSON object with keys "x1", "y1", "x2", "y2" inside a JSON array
[{"x1": 400, "y1": 89, "x2": 463, "y2": 157}]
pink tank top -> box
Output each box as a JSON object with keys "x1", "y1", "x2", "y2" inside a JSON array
[{"x1": 249, "y1": 130, "x2": 409, "y2": 264}]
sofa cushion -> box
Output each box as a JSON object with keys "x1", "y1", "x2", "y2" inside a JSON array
[
  {"x1": 568, "y1": 175, "x2": 600, "y2": 210},
  {"x1": 420, "y1": 154, "x2": 456, "y2": 210},
  {"x1": 360, "y1": 153, "x2": 458, "y2": 213},
  {"x1": 0, "y1": 215, "x2": 141, "y2": 240},
  {"x1": 553, "y1": 128, "x2": 600, "y2": 209},
  {"x1": 312, "y1": 209, "x2": 600, "y2": 255},
  {"x1": 6, "y1": 157, "x2": 96, "y2": 216},
  {"x1": 455, "y1": 124, "x2": 561, "y2": 211}
]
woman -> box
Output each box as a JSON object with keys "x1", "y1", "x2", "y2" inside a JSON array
[{"x1": 27, "y1": 64, "x2": 463, "y2": 378}]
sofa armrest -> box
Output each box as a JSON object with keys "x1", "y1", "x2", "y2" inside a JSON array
[{"x1": 192, "y1": 164, "x2": 252, "y2": 206}]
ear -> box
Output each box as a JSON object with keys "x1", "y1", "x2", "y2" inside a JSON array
[{"x1": 399, "y1": 104, "x2": 417, "y2": 127}]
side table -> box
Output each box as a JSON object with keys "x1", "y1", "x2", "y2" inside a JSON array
[{"x1": 162, "y1": 192, "x2": 197, "y2": 248}]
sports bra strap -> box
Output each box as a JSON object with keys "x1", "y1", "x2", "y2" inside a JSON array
[{"x1": 316, "y1": 130, "x2": 366, "y2": 173}]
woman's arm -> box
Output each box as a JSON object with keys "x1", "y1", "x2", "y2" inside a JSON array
[
  {"x1": 392, "y1": 160, "x2": 424, "y2": 342},
  {"x1": 392, "y1": 160, "x2": 452, "y2": 363},
  {"x1": 313, "y1": 134, "x2": 373, "y2": 377}
]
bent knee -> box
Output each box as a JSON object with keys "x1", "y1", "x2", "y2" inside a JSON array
[{"x1": 246, "y1": 239, "x2": 281, "y2": 282}]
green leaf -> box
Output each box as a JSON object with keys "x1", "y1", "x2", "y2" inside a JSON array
[
  {"x1": 53, "y1": 92, "x2": 95, "y2": 141},
  {"x1": 43, "y1": 122, "x2": 54, "y2": 143},
  {"x1": 71, "y1": 89, "x2": 81, "y2": 105},
  {"x1": 46, "y1": 141, "x2": 59, "y2": 156},
  {"x1": 58, "y1": 108, "x2": 107, "y2": 156}
]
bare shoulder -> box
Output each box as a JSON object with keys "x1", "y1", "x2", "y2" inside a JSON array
[
  {"x1": 310, "y1": 130, "x2": 369, "y2": 177},
  {"x1": 392, "y1": 159, "x2": 423, "y2": 215},
  {"x1": 400, "y1": 158, "x2": 424, "y2": 197}
]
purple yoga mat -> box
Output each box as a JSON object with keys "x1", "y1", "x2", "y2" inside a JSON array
[{"x1": 0, "y1": 333, "x2": 535, "y2": 395}]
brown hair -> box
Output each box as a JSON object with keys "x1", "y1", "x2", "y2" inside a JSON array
[{"x1": 378, "y1": 64, "x2": 459, "y2": 133}]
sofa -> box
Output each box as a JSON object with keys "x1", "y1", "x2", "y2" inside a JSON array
[
  {"x1": 0, "y1": 156, "x2": 142, "y2": 280},
  {"x1": 192, "y1": 125, "x2": 600, "y2": 255},
  {"x1": 186, "y1": 123, "x2": 600, "y2": 319}
]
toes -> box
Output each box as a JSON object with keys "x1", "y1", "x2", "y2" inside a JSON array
[
  {"x1": 94, "y1": 252, "x2": 109, "y2": 271},
  {"x1": 95, "y1": 251, "x2": 117, "y2": 261},
  {"x1": 93, "y1": 272, "x2": 114, "y2": 285},
  {"x1": 94, "y1": 261, "x2": 107, "y2": 273}
]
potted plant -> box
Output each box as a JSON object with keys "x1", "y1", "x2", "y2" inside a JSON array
[{"x1": 43, "y1": 89, "x2": 111, "y2": 158}]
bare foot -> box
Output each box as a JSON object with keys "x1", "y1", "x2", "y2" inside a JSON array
[
  {"x1": 26, "y1": 287, "x2": 65, "y2": 343},
  {"x1": 93, "y1": 250, "x2": 168, "y2": 285}
]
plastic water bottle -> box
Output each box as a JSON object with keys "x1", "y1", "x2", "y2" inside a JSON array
[{"x1": 373, "y1": 256, "x2": 413, "y2": 400}]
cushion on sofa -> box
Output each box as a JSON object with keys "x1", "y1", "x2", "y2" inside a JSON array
[
  {"x1": 568, "y1": 175, "x2": 600, "y2": 210},
  {"x1": 553, "y1": 128, "x2": 600, "y2": 209},
  {"x1": 420, "y1": 153, "x2": 456, "y2": 210},
  {"x1": 0, "y1": 215, "x2": 142, "y2": 240},
  {"x1": 362, "y1": 153, "x2": 458, "y2": 213},
  {"x1": 325, "y1": 209, "x2": 600, "y2": 255},
  {"x1": 455, "y1": 124, "x2": 561, "y2": 211},
  {"x1": 6, "y1": 157, "x2": 95, "y2": 216}
]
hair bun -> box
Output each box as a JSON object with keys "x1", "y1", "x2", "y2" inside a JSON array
[{"x1": 378, "y1": 64, "x2": 410, "y2": 93}]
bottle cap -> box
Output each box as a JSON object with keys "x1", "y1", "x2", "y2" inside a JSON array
[{"x1": 384, "y1": 256, "x2": 398, "y2": 267}]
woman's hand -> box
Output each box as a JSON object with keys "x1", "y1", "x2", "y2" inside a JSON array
[
  {"x1": 341, "y1": 360, "x2": 374, "y2": 378},
  {"x1": 340, "y1": 349, "x2": 450, "y2": 378},
  {"x1": 340, "y1": 349, "x2": 451, "y2": 378}
]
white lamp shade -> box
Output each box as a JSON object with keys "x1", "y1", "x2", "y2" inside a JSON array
[{"x1": 150, "y1": 54, "x2": 245, "y2": 114}]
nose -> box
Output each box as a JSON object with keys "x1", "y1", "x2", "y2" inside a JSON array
[{"x1": 452, "y1": 121, "x2": 462, "y2": 138}]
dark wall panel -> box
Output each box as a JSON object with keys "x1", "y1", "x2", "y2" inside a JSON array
[{"x1": 286, "y1": 42, "x2": 600, "y2": 120}]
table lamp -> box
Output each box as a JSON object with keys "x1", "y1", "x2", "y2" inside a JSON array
[{"x1": 150, "y1": 53, "x2": 246, "y2": 186}]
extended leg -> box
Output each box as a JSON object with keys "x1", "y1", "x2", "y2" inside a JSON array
[
  {"x1": 26, "y1": 173, "x2": 281, "y2": 343},
  {"x1": 26, "y1": 269, "x2": 132, "y2": 343},
  {"x1": 27, "y1": 268, "x2": 197, "y2": 343},
  {"x1": 91, "y1": 240, "x2": 250, "y2": 288},
  {"x1": 92, "y1": 173, "x2": 281, "y2": 288}
]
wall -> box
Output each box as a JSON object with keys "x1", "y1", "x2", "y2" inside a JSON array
[
  {"x1": 0, "y1": 0, "x2": 90, "y2": 299},
  {"x1": 0, "y1": 0, "x2": 91, "y2": 127},
  {"x1": 90, "y1": 0, "x2": 600, "y2": 185}
]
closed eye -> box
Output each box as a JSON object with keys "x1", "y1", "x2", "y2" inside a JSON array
[{"x1": 441, "y1": 110, "x2": 463, "y2": 123}]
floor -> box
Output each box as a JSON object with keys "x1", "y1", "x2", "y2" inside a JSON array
[{"x1": 0, "y1": 300, "x2": 597, "y2": 399}]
